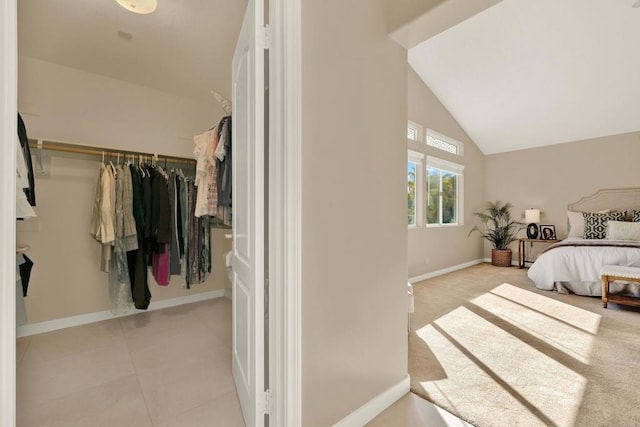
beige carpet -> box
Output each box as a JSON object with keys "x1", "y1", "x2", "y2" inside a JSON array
[{"x1": 409, "y1": 263, "x2": 640, "y2": 427}]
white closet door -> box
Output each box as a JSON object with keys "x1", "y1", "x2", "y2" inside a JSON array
[{"x1": 231, "y1": 0, "x2": 265, "y2": 425}]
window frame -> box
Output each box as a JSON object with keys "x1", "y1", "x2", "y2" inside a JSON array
[
  {"x1": 407, "y1": 150, "x2": 424, "y2": 228},
  {"x1": 425, "y1": 156, "x2": 464, "y2": 228},
  {"x1": 407, "y1": 121, "x2": 423, "y2": 142},
  {"x1": 426, "y1": 128, "x2": 464, "y2": 157}
]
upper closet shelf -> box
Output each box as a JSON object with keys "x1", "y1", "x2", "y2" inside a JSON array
[{"x1": 27, "y1": 138, "x2": 196, "y2": 174}]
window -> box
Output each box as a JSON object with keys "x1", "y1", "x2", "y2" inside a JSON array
[
  {"x1": 426, "y1": 129, "x2": 463, "y2": 156},
  {"x1": 407, "y1": 150, "x2": 424, "y2": 227},
  {"x1": 407, "y1": 162, "x2": 416, "y2": 226},
  {"x1": 426, "y1": 156, "x2": 464, "y2": 226},
  {"x1": 407, "y1": 121, "x2": 422, "y2": 142},
  {"x1": 407, "y1": 127, "x2": 463, "y2": 229}
]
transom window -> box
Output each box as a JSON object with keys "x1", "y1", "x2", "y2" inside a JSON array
[
  {"x1": 426, "y1": 129, "x2": 463, "y2": 156},
  {"x1": 407, "y1": 121, "x2": 422, "y2": 142}
]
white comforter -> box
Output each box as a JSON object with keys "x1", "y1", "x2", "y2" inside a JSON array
[{"x1": 527, "y1": 239, "x2": 640, "y2": 296}]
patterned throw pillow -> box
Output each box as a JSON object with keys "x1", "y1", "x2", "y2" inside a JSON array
[
  {"x1": 633, "y1": 210, "x2": 640, "y2": 222},
  {"x1": 583, "y1": 211, "x2": 626, "y2": 239}
]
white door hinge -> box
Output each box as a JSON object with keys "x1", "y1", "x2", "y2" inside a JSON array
[
  {"x1": 264, "y1": 389, "x2": 272, "y2": 415},
  {"x1": 263, "y1": 25, "x2": 270, "y2": 50}
]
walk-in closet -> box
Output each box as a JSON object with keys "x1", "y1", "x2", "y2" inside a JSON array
[{"x1": 15, "y1": 1, "x2": 247, "y2": 425}]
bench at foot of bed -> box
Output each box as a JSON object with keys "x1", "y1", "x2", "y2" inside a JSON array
[{"x1": 600, "y1": 265, "x2": 640, "y2": 309}]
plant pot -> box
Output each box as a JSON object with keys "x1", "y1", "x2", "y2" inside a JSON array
[{"x1": 491, "y1": 249, "x2": 512, "y2": 267}]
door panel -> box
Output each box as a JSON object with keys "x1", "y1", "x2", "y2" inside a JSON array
[{"x1": 232, "y1": 0, "x2": 264, "y2": 425}]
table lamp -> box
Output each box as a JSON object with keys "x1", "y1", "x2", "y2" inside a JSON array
[{"x1": 525, "y1": 208, "x2": 540, "y2": 238}]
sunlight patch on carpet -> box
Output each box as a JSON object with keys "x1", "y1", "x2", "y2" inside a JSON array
[
  {"x1": 471, "y1": 291, "x2": 596, "y2": 364},
  {"x1": 416, "y1": 306, "x2": 587, "y2": 427},
  {"x1": 490, "y1": 283, "x2": 601, "y2": 334}
]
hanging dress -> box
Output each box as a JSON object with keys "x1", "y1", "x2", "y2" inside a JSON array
[
  {"x1": 193, "y1": 129, "x2": 219, "y2": 217},
  {"x1": 108, "y1": 165, "x2": 134, "y2": 314},
  {"x1": 89, "y1": 163, "x2": 116, "y2": 272}
]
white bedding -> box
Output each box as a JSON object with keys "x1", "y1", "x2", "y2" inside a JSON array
[{"x1": 527, "y1": 239, "x2": 640, "y2": 296}]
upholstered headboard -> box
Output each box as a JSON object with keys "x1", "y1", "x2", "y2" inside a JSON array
[{"x1": 568, "y1": 188, "x2": 640, "y2": 218}]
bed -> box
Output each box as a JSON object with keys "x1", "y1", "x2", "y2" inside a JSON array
[{"x1": 527, "y1": 188, "x2": 640, "y2": 296}]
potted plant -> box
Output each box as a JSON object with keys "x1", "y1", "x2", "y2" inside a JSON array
[{"x1": 468, "y1": 201, "x2": 524, "y2": 267}]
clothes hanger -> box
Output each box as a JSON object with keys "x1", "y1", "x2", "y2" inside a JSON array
[
  {"x1": 138, "y1": 154, "x2": 145, "y2": 176},
  {"x1": 108, "y1": 152, "x2": 117, "y2": 176}
]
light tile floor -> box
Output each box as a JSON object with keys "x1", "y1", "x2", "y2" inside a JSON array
[
  {"x1": 17, "y1": 297, "x2": 468, "y2": 426},
  {"x1": 16, "y1": 297, "x2": 244, "y2": 427}
]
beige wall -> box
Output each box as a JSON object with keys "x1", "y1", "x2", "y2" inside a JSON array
[
  {"x1": 386, "y1": 0, "x2": 502, "y2": 49},
  {"x1": 407, "y1": 67, "x2": 485, "y2": 278},
  {"x1": 385, "y1": 0, "x2": 446, "y2": 34},
  {"x1": 485, "y1": 131, "x2": 640, "y2": 258},
  {"x1": 301, "y1": 0, "x2": 408, "y2": 424},
  {"x1": 18, "y1": 56, "x2": 221, "y2": 158},
  {"x1": 17, "y1": 57, "x2": 231, "y2": 323}
]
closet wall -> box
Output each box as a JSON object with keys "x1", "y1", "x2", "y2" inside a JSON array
[{"x1": 17, "y1": 56, "x2": 232, "y2": 324}]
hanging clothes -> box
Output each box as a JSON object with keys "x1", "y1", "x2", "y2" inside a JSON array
[
  {"x1": 18, "y1": 254, "x2": 34, "y2": 297},
  {"x1": 16, "y1": 136, "x2": 37, "y2": 219},
  {"x1": 151, "y1": 244, "x2": 170, "y2": 286},
  {"x1": 193, "y1": 129, "x2": 219, "y2": 217},
  {"x1": 86, "y1": 150, "x2": 208, "y2": 309},
  {"x1": 118, "y1": 165, "x2": 138, "y2": 252},
  {"x1": 17, "y1": 113, "x2": 36, "y2": 206},
  {"x1": 127, "y1": 163, "x2": 151, "y2": 310},
  {"x1": 89, "y1": 164, "x2": 116, "y2": 272},
  {"x1": 179, "y1": 175, "x2": 190, "y2": 288},
  {"x1": 16, "y1": 256, "x2": 27, "y2": 326},
  {"x1": 150, "y1": 167, "x2": 172, "y2": 248},
  {"x1": 216, "y1": 116, "x2": 232, "y2": 209},
  {"x1": 168, "y1": 170, "x2": 182, "y2": 275},
  {"x1": 181, "y1": 179, "x2": 211, "y2": 288},
  {"x1": 108, "y1": 164, "x2": 135, "y2": 314},
  {"x1": 150, "y1": 166, "x2": 171, "y2": 286}
]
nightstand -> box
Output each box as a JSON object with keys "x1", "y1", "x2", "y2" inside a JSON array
[{"x1": 518, "y1": 238, "x2": 560, "y2": 269}]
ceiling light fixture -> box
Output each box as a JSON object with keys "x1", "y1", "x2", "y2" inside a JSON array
[{"x1": 115, "y1": 0, "x2": 157, "y2": 14}]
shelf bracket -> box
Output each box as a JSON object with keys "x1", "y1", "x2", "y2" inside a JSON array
[{"x1": 36, "y1": 139, "x2": 45, "y2": 174}]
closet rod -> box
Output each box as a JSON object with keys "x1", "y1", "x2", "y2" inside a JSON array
[{"x1": 27, "y1": 138, "x2": 196, "y2": 166}]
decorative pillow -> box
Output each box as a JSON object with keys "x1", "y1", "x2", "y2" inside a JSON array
[
  {"x1": 583, "y1": 211, "x2": 626, "y2": 239},
  {"x1": 607, "y1": 220, "x2": 640, "y2": 241},
  {"x1": 633, "y1": 210, "x2": 640, "y2": 222},
  {"x1": 567, "y1": 209, "x2": 610, "y2": 238}
]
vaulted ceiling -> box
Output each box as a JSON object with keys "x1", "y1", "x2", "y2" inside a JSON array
[{"x1": 408, "y1": 0, "x2": 640, "y2": 154}]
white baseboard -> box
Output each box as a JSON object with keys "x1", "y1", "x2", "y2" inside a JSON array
[
  {"x1": 409, "y1": 259, "x2": 485, "y2": 284},
  {"x1": 17, "y1": 289, "x2": 226, "y2": 338},
  {"x1": 333, "y1": 375, "x2": 410, "y2": 427}
]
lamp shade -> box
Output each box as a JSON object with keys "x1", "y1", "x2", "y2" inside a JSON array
[{"x1": 525, "y1": 209, "x2": 540, "y2": 224}]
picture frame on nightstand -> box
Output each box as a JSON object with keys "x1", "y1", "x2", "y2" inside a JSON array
[{"x1": 540, "y1": 224, "x2": 556, "y2": 240}]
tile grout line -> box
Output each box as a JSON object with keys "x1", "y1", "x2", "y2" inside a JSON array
[{"x1": 118, "y1": 315, "x2": 156, "y2": 426}]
